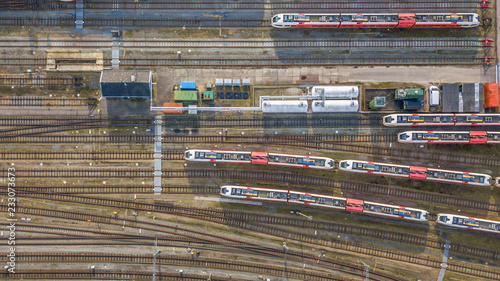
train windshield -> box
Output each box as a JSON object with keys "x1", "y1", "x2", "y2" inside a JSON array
[{"x1": 272, "y1": 16, "x2": 280, "y2": 23}]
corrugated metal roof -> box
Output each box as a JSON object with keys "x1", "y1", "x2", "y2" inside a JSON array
[
  {"x1": 262, "y1": 100, "x2": 308, "y2": 113},
  {"x1": 484, "y1": 83, "x2": 499, "y2": 108},
  {"x1": 100, "y1": 71, "x2": 151, "y2": 83},
  {"x1": 174, "y1": 91, "x2": 198, "y2": 102}
]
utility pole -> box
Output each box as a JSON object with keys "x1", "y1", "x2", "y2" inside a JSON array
[
  {"x1": 152, "y1": 238, "x2": 162, "y2": 281},
  {"x1": 283, "y1": 242, "x2": 289, "y2": 281},
  {"x1": 357, "y1": 260, "x2": 370, "y2": 281}
]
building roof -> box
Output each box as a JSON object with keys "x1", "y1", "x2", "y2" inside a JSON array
[
  {"x1": 442, "y1": 83, "x2": 483, "y2": 112},
  {"x1": 100, "y1": 70, "x2": 152, "y2": 83},
  {"x1": 174, "y1": 90, "x2": 198, "y2": 102}
]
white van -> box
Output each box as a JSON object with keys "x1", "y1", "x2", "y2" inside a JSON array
[{"x1": 429, "y1": 86, "x2": 440, "y2": 106}]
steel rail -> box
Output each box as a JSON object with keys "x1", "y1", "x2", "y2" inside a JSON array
[
  {"x1": 0, "y1": 38, "x2": 489, "y2": 49},
  {"x1": 1, "y1": 133, "x2": 499, "y2": 169},
  {"x1": 7, "y1": 203, "x2": 500, "y2": 265},
  {"x1": 0, "y1": 0, "x2": 481, "y2": 11},
  {"x1": 7, "y1": 195, "x2": 500, "y2": 279},
  {"x1": 5, "y1": 217, "x2": 397, "y2": 281},
  {"x1": 3, "y1": 169, "x2": 498, "y2": 211},
  {"x1": 0, "y1": 269, "x2": 244, "y2": 281},
  {"x1": 0, "y1": 56, "x2": 488, "y2": 67}
]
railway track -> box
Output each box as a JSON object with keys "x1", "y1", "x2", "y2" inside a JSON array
[
  {"x1": 0, "y1": 38, "x2": 490, "y2": 49},
  {"x1": 1, "y1": 132, "x2": 499, "y2": 168},
  {"x1": 16, "y1": 252, "x2": 346, "y2": 281},
  {"x1": 5, "y1": 169, "x2": 499, "y2": 212},
  {"x1": 7, "y1": 206, "x2": 500, "y2": 265},
  {"x1": 6, "y1": 209, "x2": 402, "y2": 280},
  {"x1": 0, "y1": 97, "x2": 92, "y2": 107},
  {"x1": 5, "y1": 196, "x2": 500, "y2": 279},
  {"x1": 0, "y1": 117, "x2": 152, "y2": 137},
  {"x1": 0, "y1": 55, "x2": 490, "y2": 68},
  {"x1": 1, "y1": 270, "x2": 245, "y2": 281},
  {"x1": 0, "y1": 116, "x2": 149, "y2": 127},
  {"x1": 0, "y1": 0, "x2": 484, "y2": 11},
  {"x1": 0, "y1": 75, "x2": 74, "y2": 86}
]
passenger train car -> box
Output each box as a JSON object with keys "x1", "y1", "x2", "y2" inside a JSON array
[
  {"x1": 271, "y1": 13, "x2": 479, "y2": 29},
  {"x1": 383, "y1": 114, "x2": 500, "y2": 127},
  {"x1": 339, "y1": 160, "x2": 492, "y2": 186},
  {"x1": 437, "y1": 214, "x2": 500, "y2": 234},
  {"x1": 184, "y1": 150, "x2": 334, "y2": 169},
  {"x1": 220, "y1": 186, "x2": 429, "y2": 222},
  {"x1": 398, "y1": 131, "x2": 500, "y2": 144}
]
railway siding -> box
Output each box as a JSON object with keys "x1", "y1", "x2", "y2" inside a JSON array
[{"x1": 4, "y1": 168, "x2": 498, "y2": 211}]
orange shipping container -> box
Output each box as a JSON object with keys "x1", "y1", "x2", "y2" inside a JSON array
[
  {"x1": 484, "y1": 83, "x2": 499, "y2": 108},
  {"x1": 162, "y1": 102, "x2": 183, "y2": 114}
]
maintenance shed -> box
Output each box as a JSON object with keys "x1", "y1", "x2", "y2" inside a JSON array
[
  {"x1": 100, "y1": 70, "x2": 152, "y2": 98},
  {"x1": 442, "y1": 83, "x2": 483, "y2": 112}
]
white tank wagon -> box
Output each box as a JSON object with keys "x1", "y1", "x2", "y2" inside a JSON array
[
  {"x1": 311, "y1": 86, "x2": 359, "y2": 99},
  {"x1": 311, "y1": 100, "x2": 359, "y2": 113},
  {"x1": 261, "y1": 100, "x2": 308, "y2": 113}
]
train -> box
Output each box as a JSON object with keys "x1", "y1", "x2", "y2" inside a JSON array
[
  {"x1": 383, "y1": 114, "x2": 500, "y2": 127},
  {"x1": 339, "y1": 160, "x2": 492, "y2": 186},
  {"x1": 184, "y1": 149, "x2": 335, "y2": 169},
  {"x1": 221, "y1": 186, "x2": 500, "y2": 233},
  {"x1": 398, "y1": 131, "x2": 500, "y2": 144},
  {"x1": 271, "y1": 13, "x2": 480, "y2": 29},
  {"x1": 437, "y1": 214, "x2": 500, "y2": 234},
  {"x1": 220, "y1": 186, "x2": 429, "y2": 222}
]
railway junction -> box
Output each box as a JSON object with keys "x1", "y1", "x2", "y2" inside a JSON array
[{"x1": 0, "y1": 0, "x2": 500, "y2": 281}]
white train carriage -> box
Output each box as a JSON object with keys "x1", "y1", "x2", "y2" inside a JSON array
[
  {"x1": 287, "y1": 191, "x2": 347, "y2": 209},
  {"x1": 426, "y1": 168, "x2": 492, "y2": 186},
  {"x1": 437, "y1": 214, "x2": 500, "y2": 234},
  {"x1": 184, "y1": 150, "x2": 252, "y2": 163},
  {"x1": 339, "y1": 160, "x2": 411, "y2": 178},
  {"x1": 398, "y1": 131, "x2": 500, "y2": 144},
  {"x1": 268, "y1": 153, "x2": 335, "y2": 169},
  {"x1": 398, "y1": 131, "x2": 472, "y2": 144},
  {"x1": 220, "y1": 186, "x2": 289, "y2": 202},
  {"x1": 383, "y1": 114, "x2": 455, "y2": 126},
  {"x1": 455, "y1": 114, "x2": 500, "y2": 126},
  {"x1": 363, "y1": 201, "x2": 429, "y2": 222}
]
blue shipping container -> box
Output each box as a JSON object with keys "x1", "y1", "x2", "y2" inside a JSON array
[{"x1": 180, "y1": 82, "x2": 197, "y2": 90}]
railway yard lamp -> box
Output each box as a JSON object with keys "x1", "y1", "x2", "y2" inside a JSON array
[
  {"x1": 357, "y1": 260, "x2": 370, "y2": 281},
  {"x1": 291, "y1": 210, "x2": 313, "y2": 220},
  {"x1": 282, "y1": 242, "x2": 289, "y2": 281},
  {"x1": 152, "y1": 238, "x2": 162, "y2": 281}
]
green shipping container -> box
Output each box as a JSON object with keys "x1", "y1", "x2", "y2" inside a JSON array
[
  {"x1": 394, "y1": 88, "x2": 423, "y2": 100},
  {"x1": 174, "y1": 90, "x2": 198, "y2": 102},
  {"x1": 202, "y1": 91, "x2": 214, "y2": 100}
]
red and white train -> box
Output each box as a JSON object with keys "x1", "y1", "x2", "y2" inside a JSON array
[
  {"x1": 339, "y1": 160, "x2": 492, "y2": 186},
  {"x1": 398, "y1": 131, "x2": 500, "y2": 144},
  {"x1": 220, "y1": 186, "x2": 500, "y2": 233},
  {"x1": 220, "y1": 186, "x2": 429, "y2": 222},
  {"x1": 383, "y1": 114, "x2": 500, "y2": 126},
  {"x1": 271, "y1": 13, "x2": 479, "y2": 29},
  {"x1": 184, "y1": 149, "x2": 334, "y2": 169},
  {"x1": 438, "y1": 214, "x2": 500, "y2": 234}
]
